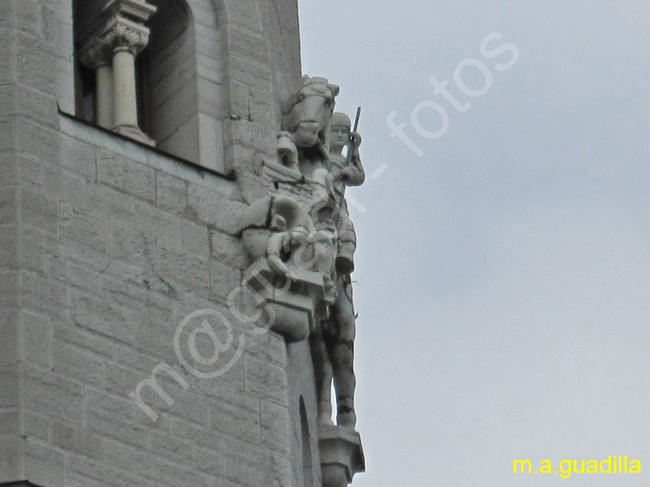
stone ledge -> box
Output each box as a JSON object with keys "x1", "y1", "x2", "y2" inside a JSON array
[
  {"x1": 319, "y1": 425, "x2": 365, "y2": 487},
  {"x1": 58, "y1": 110, "x2": 241, "y2": 198}
]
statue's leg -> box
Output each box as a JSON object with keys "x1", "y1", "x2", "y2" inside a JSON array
[
  {"x1": 335, "y1": 202, "x2": 356, "y2": 275},
  {"x1": 331, "y1": 276, "x2": 357, "y2": 428},
  {"x1": 311, "y1": 230, "x2": 337, "y2": 304},
  {"x1": 310, "y1": 321, "x2": 334, "y2": 426}
]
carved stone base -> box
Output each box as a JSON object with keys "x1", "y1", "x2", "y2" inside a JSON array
[
  {"x1": 114, "y1": 124, "x2": 155, "y2": 146},
  {"x1": 319, "y1": 425, "x2": 365, "y2": 487},
  {"x1": 243, "y1": 258, "x2": 328, "y2": 342}
]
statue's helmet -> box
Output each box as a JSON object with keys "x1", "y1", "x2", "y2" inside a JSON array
[{"x1": 330, "y1": 112, "x2": 351, "y2": 130}]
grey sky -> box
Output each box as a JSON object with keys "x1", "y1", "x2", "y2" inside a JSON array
[{"x1": 299, "y1": 1, "x2": 650, "y2": 485}]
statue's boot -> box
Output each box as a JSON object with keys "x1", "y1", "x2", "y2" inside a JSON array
[
  {"x1": 336, "y1": 398, "x2": 356, "y2": 429},
  {"x1": 335, "y1": 253, "x2": 354, "y2": 275}
]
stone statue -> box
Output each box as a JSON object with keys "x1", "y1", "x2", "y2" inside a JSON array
[
  {"x1": 309, "y1": 112, "x2": 365, "y2": 430},
  {"x1": 257, "y1": 81, "x2": 364, "y2": 430}
]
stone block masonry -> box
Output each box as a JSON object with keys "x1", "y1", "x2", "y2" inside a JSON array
[{"x1": 0, "y1": 0, "x2": 315, "y2": 486}]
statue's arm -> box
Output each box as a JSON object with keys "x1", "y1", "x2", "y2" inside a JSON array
[
  {"x1": 346, "y1": 152, "x2": 365, "y2": 186},
  {"x1": 339, "y1": 131, "x2": 364, "y2": 186}
]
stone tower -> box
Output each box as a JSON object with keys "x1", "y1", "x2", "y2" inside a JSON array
[{"x1": 0, "y1": 1, "x2": 365, "y2": 486}]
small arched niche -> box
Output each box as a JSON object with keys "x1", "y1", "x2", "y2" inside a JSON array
[
  {"x1": 139, "y1": 0, "x2": 197, "y2": 160},
  {"x1": 300, "y1": 397, "x2": 314, "y2": 487},
  {"x1": 139, "y1": 0, "x2": 225, "y2": 171}
]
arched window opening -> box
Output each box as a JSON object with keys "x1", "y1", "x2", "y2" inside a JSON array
[
  {"x1": 138, "y1": 0, "x2": 198, "y2": 161},
  {"x1": 300, "y1": 398, "x2": 314, "y2": 487}
]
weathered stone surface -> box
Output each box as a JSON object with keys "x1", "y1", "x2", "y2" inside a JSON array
[
  {"x1": 156, "y1": 170, "x2": 187, "y2": 214},
  {"x1": 20, "y1": 189, "x2": 58, "y2": 234},
  {"x1": 72, "y1": 292, "x2": 137, "y2": 345},
  {"x1": 181, "y1": 218, "x2": 209, "y2": 257},
  {"x1": 209, "y1": 399, "x2": 261, "y2": 443},
  {"x1": 0, "y1": 410, "x2": 19, "y2": 436},
  {"x1": 16, "y1": 32, "x2": 56, "y2": 94},
  {"x1": 109, "y1": 223, "x2": 156, "y2": 271},
  {"x1": 42, "y1": 163, "x2": 88, "y2": 208},
  {"x1": 0, "y1": 311, "x2": 17, "y2": 364},
  {"x1": 52, "y1": 422, "x2": 102, "y2": 458},
  {"x1": 87, "y1": 408, "x2": 148, "y2": 449},
  {"x1": 209, "y1": 258, "x2": 241, "y2": 300},
  {"x1": 59, "y1": 133, "x2": 96, "y2": 179},
  {"x1": 0, "y1": 118, "x2": 16, "y2": 153},
  {"x1": 0, "y1": 186, "x2": 16, "y2": 225},
  {"x1": 261, "y1": 400, "x2": 291, "y2": 454},
  {"x1": 192, "y1": 445, "x2": 224, "y2": 477},
  {"x1": 0, "y1": 436, "x2": 20, "y2": 481},
  {"x1": 53, "y1": 342, "x2": 104, "y2": 387},
  {"x1": 53, "y1": 321, "x2": 114, "y2": 360},
  {"x1": 0, "y1": 83, "x2": 57, "y2": 127},
  {"x1": 244, "y1": 355, "x2": 288, "y2": 405},
  {"x1": 86, "y1": 182, "x2": 137, "y2": 226},
  {"x1": 22, "y1": 272, "x2": 70, "y2": 322},
  {"x1": 0, "y1": 28, "x2": 13, "y2": 81},
  {"x1": 23, "y1": 410, "x2": 50, "y2": 442},
  {"x1": 157, "y1": 242, "x2": 210, "y2": 293},
  {"x1": 23, "y1": 365, "x2": 84, "y2": 424},
  {"x1": 0, "y1": 224, "x2": 17, "y2": 271},
  {"x1": 136, "y1": 201, "x2": 183, "y2": 246},
  {"x1": 210, "y1": 229, "x2": 249, "y2": 269},
  {"x1": 23, "y1": 439, "x2": 66, "y2": 487},
  {"x1": 0, "y1": 270, "x2": 19, "y2": 310},
  {"x1": 0, "y1": 153, "x2": 17, "y2": 187},
  {"x1": 22, "y1": 311, "x2": 52, "y2": 368},
  {"x1": 17, "y1": 119, "x2": 59, "y2": 162},
  {"x1": 59, "y1": 203, "x2": 109, "y2": 253},
  {"x1": 21, "y1": 225, "x2": 46, "y2": 273},
  {"x1": 97, "y1": 150, "x2": 156, "y2": 202}
]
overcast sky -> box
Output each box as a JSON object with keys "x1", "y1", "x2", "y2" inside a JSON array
[{"x1": 299, "y1": 1, "x2": 650, "y2": 486}]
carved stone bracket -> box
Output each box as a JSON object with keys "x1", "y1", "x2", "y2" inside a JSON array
[
  {"x1": 319, "y1": 426, "x2": 365, "y2": 487},
  {"x1": 242, "y1": 258, "x2": 328, "y2": 342}
]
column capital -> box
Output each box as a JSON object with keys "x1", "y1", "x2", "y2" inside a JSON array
[
  {"x1": 77, "y1": 0, "x2": 157, "y2": 63},
  {"x1": 78, "y1": 34, "x2": 114, "y2": 70},
  {"x1": 103, "y1": 20, "x2": 151, "y2": 55}
]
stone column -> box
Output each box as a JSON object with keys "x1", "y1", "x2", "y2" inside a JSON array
[
  {"x1": 105, "y1": 20, "x2": 154, "y2": 145},
  {"x1": 78, "y1": 40, "x2": 114, "y2": 129}
]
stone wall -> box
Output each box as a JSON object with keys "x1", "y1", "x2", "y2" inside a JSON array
[{"x1": 0, "y1": 0, "x2": 320, "y2": 486}]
